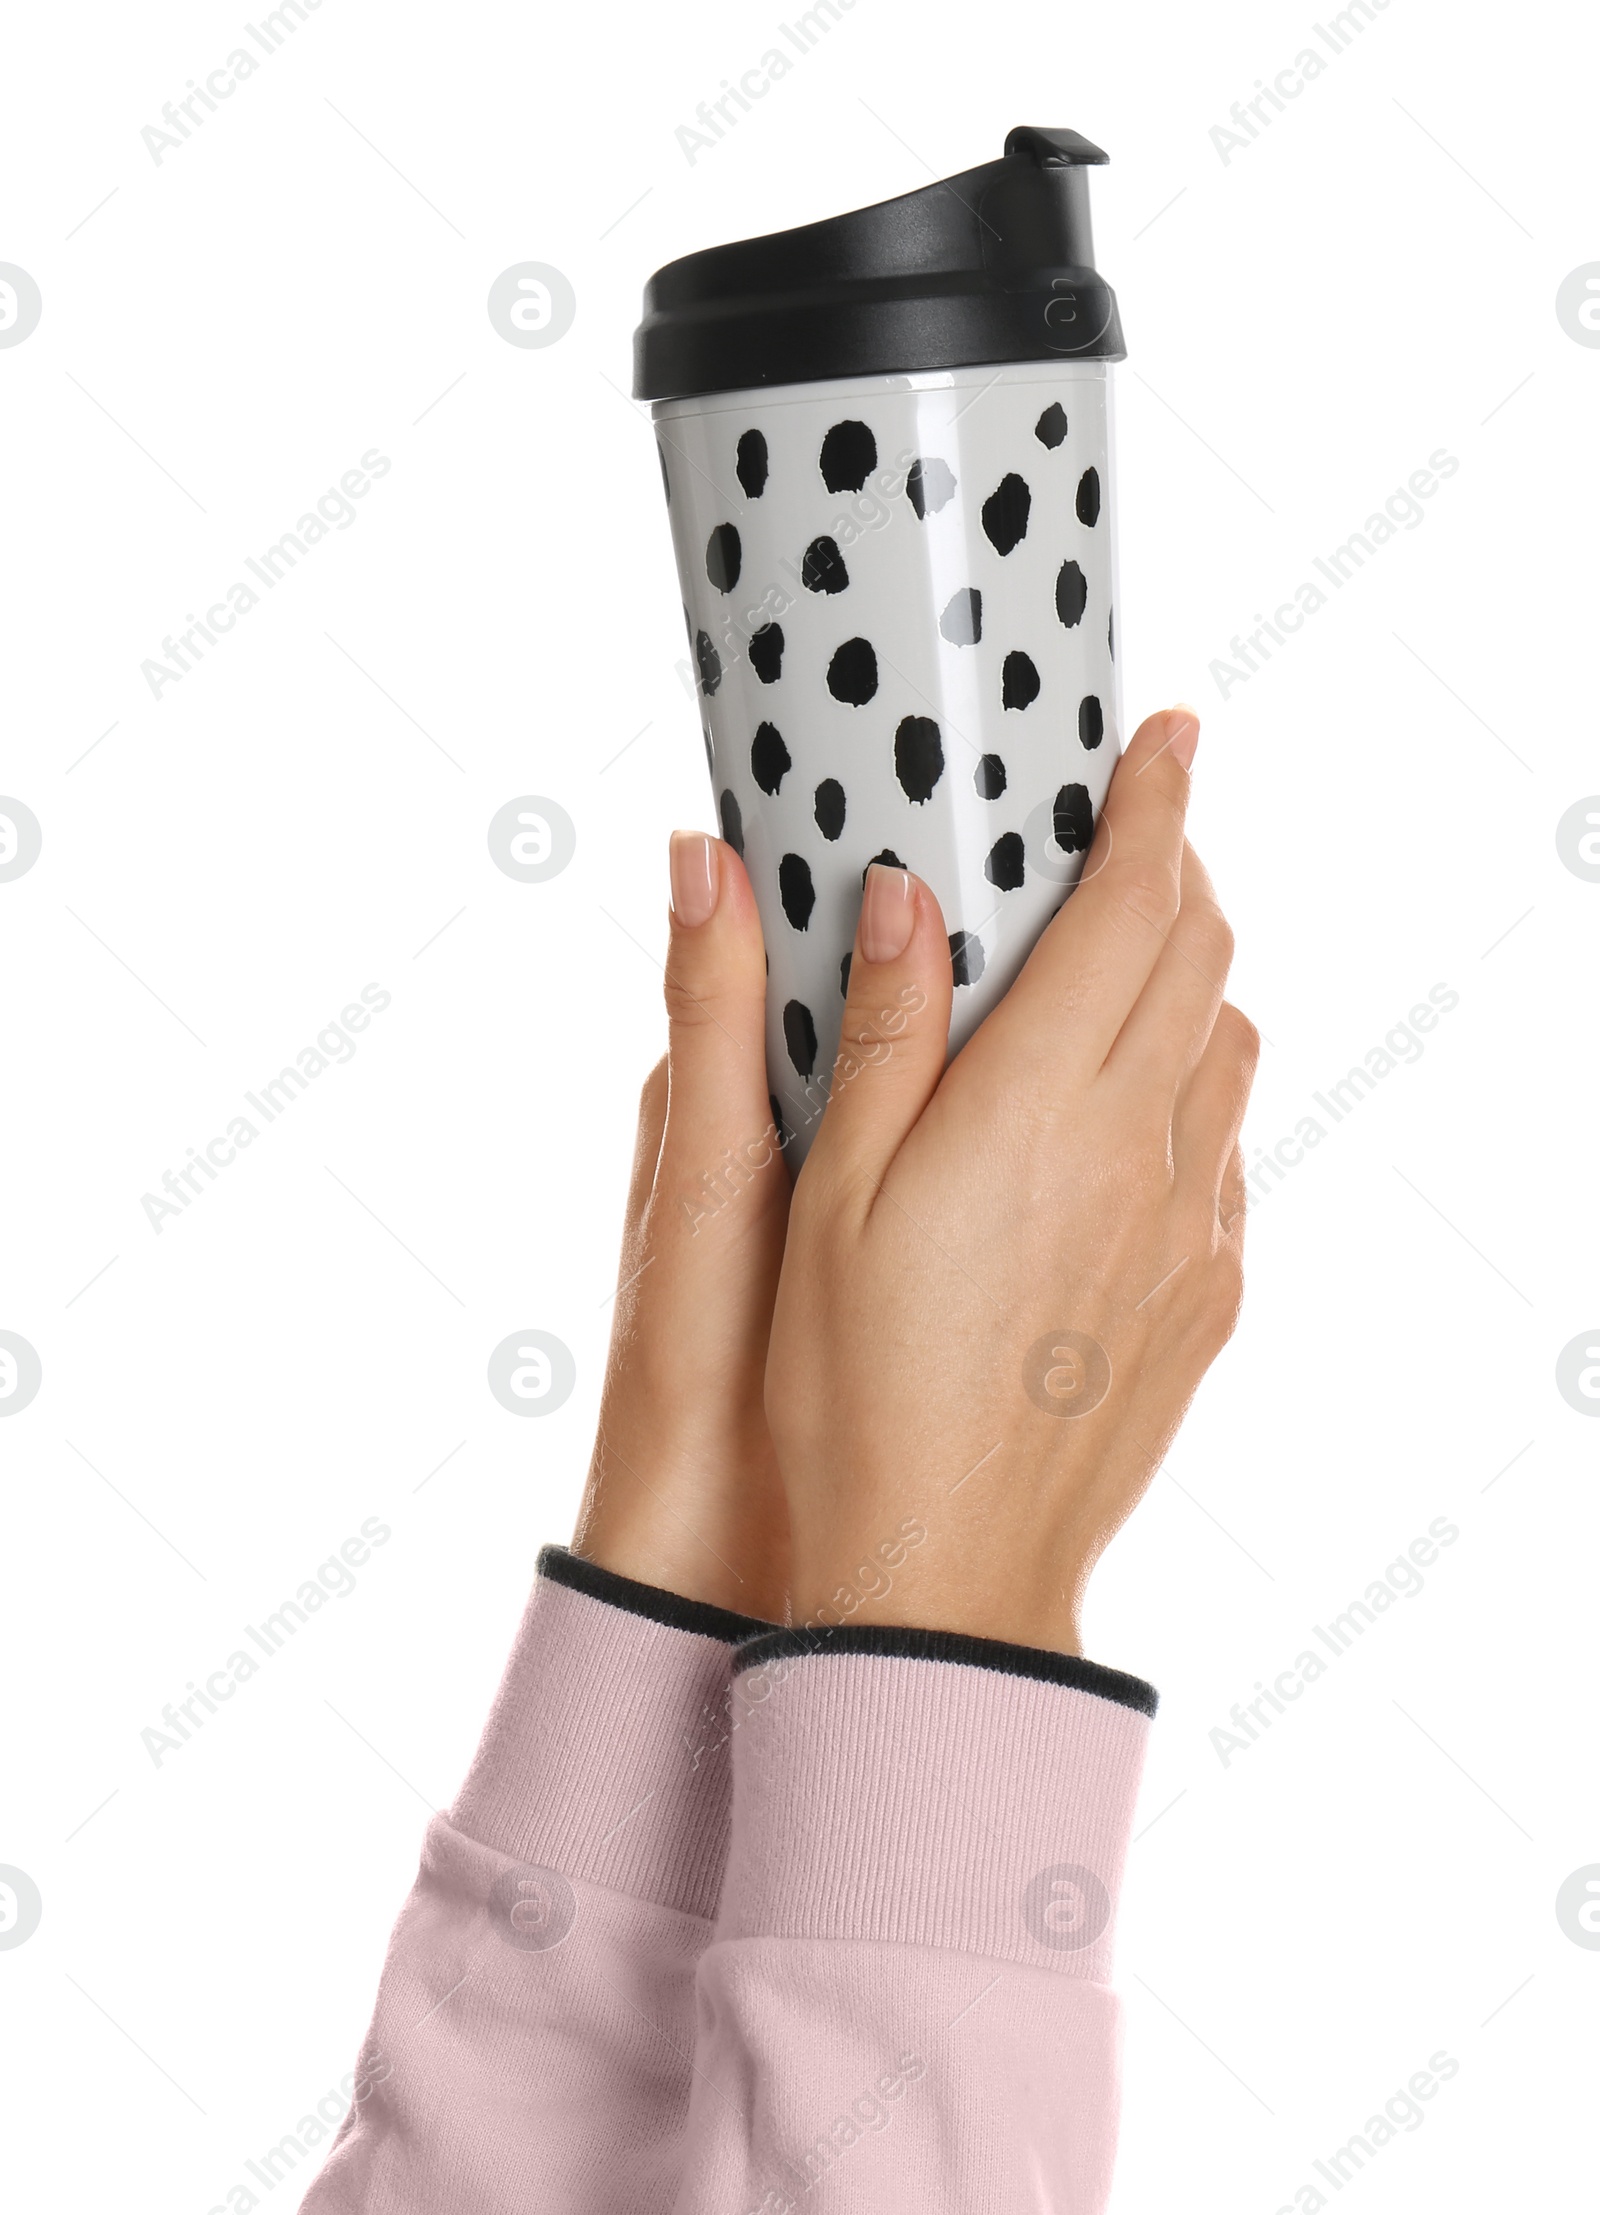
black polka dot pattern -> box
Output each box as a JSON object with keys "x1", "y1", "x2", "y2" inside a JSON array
[
  {"x1": 939, "y1": 588, "x2": 982, "y2": 646},
  {"x1": 1002, "y1": 650, "x2": 1040, "y2": 711},
  {"x1": 706, "y1": 523, "x2": 741, "y2": 592},
  {"x1": 695, "y1": 630, "x2": 722, "y2": 695},
  {"x1": 819, "y1": 420, "x2": 877, "y2": 493},
  {"x1": 814, "y1": 778, "x2": 846, "y2": 840},
  {"x1": 749, "y1": 623, "x2": 784, "y2": 683},
  {"x1": 769, "y1": 1091, "x2": 788, "y2": 1145},
  {"x1": 737, "y1": 429, "x2": 769, "y2": 498},
  {"x1": 669, "y1": 377, "x2": 1116, "y2": 1169},
  {"x1": 985, "y1": 832, "x2": 1025, "y2": 891},
  {"x1": 802, "y1": 536, "x2": 849, "y2": 594},
  {"x1": 1053, "y1": 782, "x2": 1093, "y2": 854},
  {"x1": 1055, "y1": 560, "x2": 1087, "y2": 629},
  {"x1": 828, "y1": 637, "x2": 878, "y2": 704},
  {"x1": 982, "y1": 473, "x2": 1031, "y2": 556},
  {"x1": 906, "y1": 457, "x2": 956, "y2": 519},
  {"x1": 949, "y1": 930, "x2": 986, "y2": 987},
  {"x1": 751, "y1": 720, "x2": 791, "y2": 794},
  {"x1": 894, "y1": 716, "x2": 944, "y2": 804},
  {"x1": 784, "y1": 999, "x2": 817, "y2": 1078},
  {"x1": 779, "y1": 853, "x2": 816, "y2": 931}
]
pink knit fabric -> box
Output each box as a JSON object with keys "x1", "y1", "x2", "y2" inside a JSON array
[
  {"x1": 298, "y1": 1567, "x2": 746, "y2": 2212},
  {"x1": 298, "y1": 1564, "x2": 1152, "y2": 2214},
  {"x1": 669, "y1": 1646, "x2": 1150, "y2": 2212}
]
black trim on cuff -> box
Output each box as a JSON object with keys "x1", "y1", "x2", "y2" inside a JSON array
[
  {"x1": 538, "y1": 1545, "x2": 772, "y2": 1645},
  {"x1": 730, "y1": 1621, "x2": 1158, "y2": 1716}
]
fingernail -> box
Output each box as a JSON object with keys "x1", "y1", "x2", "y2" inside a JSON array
[
  {"x1": 1163, "y1": 707, "x2": 1200, "y2": 771},
  {"x1": 669, "y1": 831, "x2": 718, "y2": 927},
  {"x1": 859, "y1": 863, "x2": 915, "y2": 965}
]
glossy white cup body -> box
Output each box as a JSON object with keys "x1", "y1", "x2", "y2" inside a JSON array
[{"x1": 655, "y1": 360, "x2": 1120, "y2": 1164}]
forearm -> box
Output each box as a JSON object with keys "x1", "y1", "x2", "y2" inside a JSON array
[
  {"x1": 299, "y1": 1549, "x2": 764, "y2": 2215},
  {"x1": 671, "y1": 1624, "x2": 1155, "y2": 2214}
]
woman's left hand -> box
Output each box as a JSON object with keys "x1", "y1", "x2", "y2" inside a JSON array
[{"x1": 572, "y1": 831, "x2": 792, "y2": 1620}]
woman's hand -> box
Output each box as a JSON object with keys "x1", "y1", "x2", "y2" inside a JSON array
[
  {"x1": 572, "y1": 833, "x2": 792, "y2": 1620},
  {"x1": 763, "y1": 707, "x2": 1257, "y2": 1656}
]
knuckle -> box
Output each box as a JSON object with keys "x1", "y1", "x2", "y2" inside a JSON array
[
  {"x1": 1187, "y1": 904, "x2": 1234, "y2": 977},
  {"x1": 1199, "y1": 1248, "x2": 1246, "y2": 1345},
  {"x1": 1217, "y1": 1003, "x2": 1262, "y2": 1071},
  {"x1": 1112, "y1": 856, "x2": 1181, "y2": 935}
]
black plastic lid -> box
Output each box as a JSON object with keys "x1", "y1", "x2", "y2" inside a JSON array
[{"x1": 633, "y1": 126, "x2": 1124, "y2": 403}]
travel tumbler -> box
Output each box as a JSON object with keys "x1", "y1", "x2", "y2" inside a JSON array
[{"x1": 634, "y1": 126, "x2": 1126, "y2": 1164}]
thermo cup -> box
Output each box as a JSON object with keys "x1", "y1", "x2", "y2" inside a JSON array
[{"x1": 635, "y1": 127, "x2": 1126, "y2": 1164}]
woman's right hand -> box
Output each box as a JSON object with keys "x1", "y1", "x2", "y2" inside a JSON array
[{"x1": 763, "y1": 706, "x2": 1258, "y2": 1657}]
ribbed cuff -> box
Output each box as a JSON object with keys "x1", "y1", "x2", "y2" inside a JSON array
[
  {"x1": 717, "y1": 1631, "x2": 1156, "y2": 1978},
  {"x1": 449, "y1": 1547, "x2": 767, "y2": 1921}
]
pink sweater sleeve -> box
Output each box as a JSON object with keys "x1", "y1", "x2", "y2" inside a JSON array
[
  {"x1": 298, "y1": 1547, "x2": 765, "y2": 2215},
  {"x1": 668, "y1": 1625, "x2": 1156, "y2": 2215}
]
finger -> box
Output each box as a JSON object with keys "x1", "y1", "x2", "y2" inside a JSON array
[
  {"x1": 1102, "y1": 842, "x2": 1233, "y2": 1097},
  {"x1": 1173, "y1": 1000, "x2": 1260, "y2": 1198},
  {"x1": 1219, "y1": 1143, "x2": 1248, "y2": 1245},
  {"x1": 980, "y1": 704, "x2": 1200, "y2": 1079},
  {"x1": 625, "y1": 1057, "x2": 669, "y2": 1233},
  {"x1": 804, "y1": 864, "x2": 953, "y2": 1203},
  {"x1": 660, "y1": 833, "x2": 782, "y2": 1193}
]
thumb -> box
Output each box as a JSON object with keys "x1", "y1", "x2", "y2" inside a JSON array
[{"x1": 805, "y1": 863, "x2": 953, "y2": 1202}]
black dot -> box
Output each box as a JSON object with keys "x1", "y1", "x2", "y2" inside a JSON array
[
  {"x1": 658, "y1": 445, "x2": 671, "y2": 505},
  {"x1": 783, "y1": 999, "x2": 818, "y2": 1078},
  {"x1": 839, "y1": 951, "x2": 852, "y2": 997},
  {"x1": 985, "y1": 832, "x2": 1025, "y2": 891},
  {"x1": 1078, "y1": 695, "x2": 1105, "y2": 750},
  {"x1": 975, "y1": 753, "x2": 1007, "y2": 799},
  {"x1": 801, "y1": 535, "x2": 849, "y2": 594},
  {"x1": 814, "y1": 778, "x2": 846, "y2": 840},
  {"x1": 827, "y1": 637, "x2": 878, "y2": 704},
  {"x1": 1053, "y1": 782, "x2": 1094, "y2": 854},
  {"x1": 1108, "y1": 607, "x2": 1115, "y2": 661},
  {"x1": 696, "y1": 630, "x2": 722, "y2": 695},
  {"x1": 949, "y1": 930, "x2": 986, "y2": 987},
  {"x1": 1055, "y1": 560, "x2": 1087, "y2": 629},
  {"x1": 819, "y1": 419, "x2": 877, "y2": 493},
  {"x1": 939, "y1": 588, "x2": 982, "y2": 647},
  {"x1": 751, "y1": 720, "x2": 791, "y2": 794},
  {"x1": 749, "y1": 622, "x2": 785, "y2": 683},
  {"x1": 1002, "y1": 650, "x2": 1040, "y2": 711},
  {"x1": 705, "y1": 523, "x2": 741, "y2": 592},
  {"x1": 719, "y1": 789, "x2": 743, "y2": 855},
  {"x1": 894, "y1": 715, "x2": 944, "y2": 804},
  {"x1": 860, "y1": 849, "x2": 905, "y2": 887},
  {"x1": 736, "y1": 428, "x2": 769, "y2": 498},
  {"x1": 779, "y1": 853, "x2": 816, "y2": 931},
  {"x1": 981, "y1": 473, "x2": 1032, "y2": 556},
  {"x1": 702, "y1": 725, "x2": 714, "y2": 775},
  {"x1": 1035, "y1": 402, "x2": 1069, "y2": 449},
  {"x1": 906, "y1": 456, "x2": 957, "y2": 519},
  {"x1": 1076, "y1": 467, "x2": 1101, "y2": 527},
  {"x1": 769, "y1": 1091, "x2": 788, "y2": 1147}
]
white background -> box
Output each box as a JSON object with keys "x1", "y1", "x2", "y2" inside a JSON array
[{"x1": 2, "y1": 1, "x2": 1596, "y2": 2209}]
